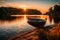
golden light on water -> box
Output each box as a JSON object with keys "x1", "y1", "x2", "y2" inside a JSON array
[
  {"x1": 11, "y1": 15, "x2": 54, "y2": 24},
  {"x1": 0, "y1": 15, "x2": 55, "y2": 29},
  {"x1": 24, "y1": 15, "x2": 27, "y2": 23}
]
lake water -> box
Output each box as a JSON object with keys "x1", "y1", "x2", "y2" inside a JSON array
[
  {"x1": 0, "y1": 15, "x2": 55, "y2": 29},
  {"x1": 0, "y1": 15, "x2": 55, "y2": 31},
  {"x1": 0, "y1": 15, "x2": 55, "y2": 40}
]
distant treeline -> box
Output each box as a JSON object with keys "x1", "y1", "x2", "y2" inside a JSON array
[
  {"x1": 0, "y1": 7, "x2": 42, "y2": 20},
  {"x1": 0, "y1": 7, "x2": 42, "y2": 15}
]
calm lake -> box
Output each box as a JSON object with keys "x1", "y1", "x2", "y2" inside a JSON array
[
  {"x1": 0, "y1": 15, "x2": 55, "y2": 40},
  {"x1": 0, "y1": 15, "x2": 55, "y2": 29}
]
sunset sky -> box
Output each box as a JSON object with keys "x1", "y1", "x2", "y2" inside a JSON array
[{"x1": 0, "y1": 0, "x2": 60, "y2": 14}]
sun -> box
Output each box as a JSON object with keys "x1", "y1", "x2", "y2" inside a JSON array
[{"x1": 23, "y1": 7, "x2": 27, "y2": 11}]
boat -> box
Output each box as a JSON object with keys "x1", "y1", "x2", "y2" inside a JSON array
[{"x1": 27, "y1": 18, "x2": 46, "y2": 28}]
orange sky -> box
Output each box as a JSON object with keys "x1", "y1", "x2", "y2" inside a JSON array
[
  {"x1": 0, "y1": 3, "x2": 49, "y2": 14},
  {"x1": 0, "y1": 0, "x2": 59, "y2": 14}
]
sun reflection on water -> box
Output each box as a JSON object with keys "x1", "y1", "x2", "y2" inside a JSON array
[
  {"x1": 0, "y1": 15, "x2": 55, "y2": 29},
  {"x1": 24, "y1": 15, "x2": 27, "y2": 23}
]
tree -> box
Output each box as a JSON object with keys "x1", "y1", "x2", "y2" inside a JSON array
[
  {"x1": 0, "y1": 7, "x2": 42, "y2": 20},
  {"x1": 45, "y1": 4, "x2": 60, "y2": 23},
  {"x1": 0, "y1": 7, "x2": 16, "y2": 20}
]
